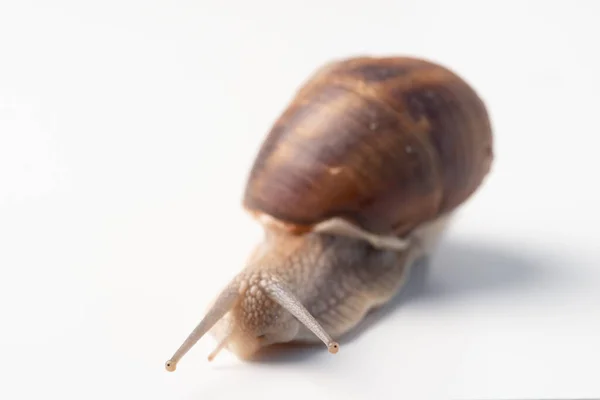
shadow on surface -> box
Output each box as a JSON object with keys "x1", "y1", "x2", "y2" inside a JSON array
[{"x1": 245, "y1": 239, "x2": 564, "y2": 364}]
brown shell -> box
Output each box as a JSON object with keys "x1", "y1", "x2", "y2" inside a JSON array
[{"x1": 242, "y1": 56, "x2": 493, "y2": 237}]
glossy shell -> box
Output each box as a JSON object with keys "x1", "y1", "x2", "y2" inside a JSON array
[{"x1": 243, "y1": 56, "x2": 493, "y2": 237}]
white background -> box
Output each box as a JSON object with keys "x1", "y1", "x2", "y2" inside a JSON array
[{"x1": 1, "y1": 1, "x2": 599, "y2": 399}]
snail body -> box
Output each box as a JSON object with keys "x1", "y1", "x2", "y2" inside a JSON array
[{"x1": 165, "y1": 56, "x2": 493, "y2": 370}]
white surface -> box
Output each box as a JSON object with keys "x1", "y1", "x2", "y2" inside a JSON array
[{"x1": 1, "y1": 1, "x2": 599, "y2": 399}]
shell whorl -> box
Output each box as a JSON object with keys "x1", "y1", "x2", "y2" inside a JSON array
[{"x1": 243, "y1": 56, "x2": 493, "y2": 237}]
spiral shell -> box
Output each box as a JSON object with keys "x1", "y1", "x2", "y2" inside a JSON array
[{"x1": 243, "y1": 56, "x2": 493, "y2": 237}]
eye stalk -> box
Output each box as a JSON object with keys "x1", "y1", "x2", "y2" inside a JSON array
[
  {"x1": 164, "y1": 280, "x2": 242, "y2": 372},
  {"x1": 164, "y1": 275, "x2": 339, "y2": 371},
  {"x1": 261, "y1": 280, "x2": 340, "y2": 354}
]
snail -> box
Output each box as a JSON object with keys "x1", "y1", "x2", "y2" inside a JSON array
[{"x1": 164, "y1": 55, "x2": 493, "y2": 371}]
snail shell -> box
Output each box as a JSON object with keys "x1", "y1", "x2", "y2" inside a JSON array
[{"x1": 243, "y1": 56, "x2": 493, "y2": 238}]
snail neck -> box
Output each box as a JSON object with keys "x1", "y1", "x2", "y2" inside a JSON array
[
  {"x1": 243, "y1": 226, "x2": 413, "y2": 341},
  {"x1": 254, "y1": 215, "x2": 411, "y2": 253},
  {"x1": 249, "y1": 227, "x2": 408, "y2": 296}
]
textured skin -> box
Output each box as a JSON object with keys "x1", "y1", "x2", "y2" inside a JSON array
[
  {"x1": 208, "y1": 232, "x2": 409, "y2": 359},
  {"x1": 243, "y1": 56, "x2": 493, "y2": 237},
  {"x1": 207, "y1": 212, "x2": 452, "y2": 359}
]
